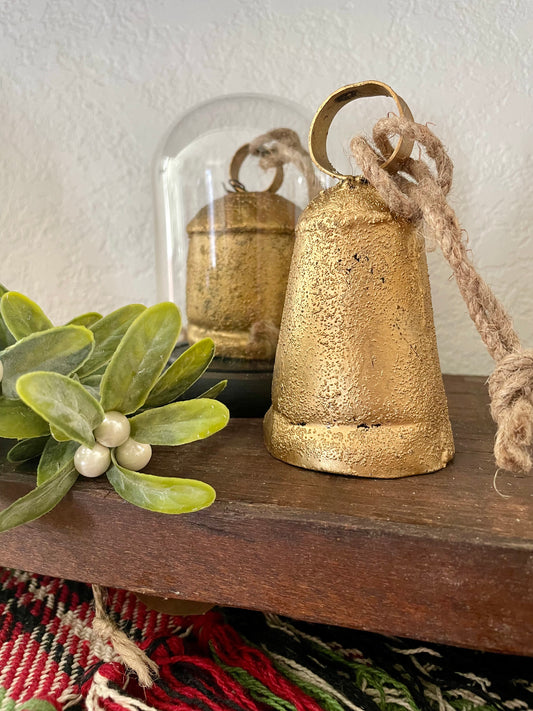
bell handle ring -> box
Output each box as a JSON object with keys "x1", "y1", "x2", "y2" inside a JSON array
[
  {"x1": 309, "y1": 80, "x2": 415, "y2": 179},
  {"x1": 229, "y1": 143, "x2": 284, "y2": 193}
]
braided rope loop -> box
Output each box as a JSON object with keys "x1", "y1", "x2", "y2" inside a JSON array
[
  {"x1": 248, "y1": 128, "x2": 322, "y2": 201},
  {"x1": 350, "y1": 117, "x2": 532, "y2": 474}
]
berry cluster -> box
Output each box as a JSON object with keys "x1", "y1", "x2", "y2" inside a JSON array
[{"x1": 74, "y1": 411, "x2": 152, "y2": 477}]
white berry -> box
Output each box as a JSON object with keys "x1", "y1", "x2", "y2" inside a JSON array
[
  {"x1": 115, "y1": 438, "x2": 152, "y2": 471},
  {"x1": 0, "y1": 360, "x2": 3, "y2": 382},
  {"x1": 94, "y1": 411, "x2": 130, "y2": 447},
  {"x1": 74, "y1": 442, "x2": 111, "y2": 478}
]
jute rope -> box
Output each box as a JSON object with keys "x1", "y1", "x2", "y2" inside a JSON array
[
  {"x1": 350, "y1": 115, "x2": 533, "y2": 474},
  {"x1": 241, "y1": 128, "x2": 321, "y2": 359},
  {"x1": 92, "y1": 584, "x2": 159, "y2": 687},
  {"x1": 248, "y1": 128, "x2": 322, "y2": 201}
]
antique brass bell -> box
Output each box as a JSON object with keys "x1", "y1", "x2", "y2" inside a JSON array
[
  {"x1": 264, "y1": 82, "x2": 454, "y2": 478},
  {"x1": 186, "y1": 144, "x2": 299, "y2": 362}
]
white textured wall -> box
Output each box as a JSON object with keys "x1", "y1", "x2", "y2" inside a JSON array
[{"x1": 1, "y1": 0, "x2": 532, "y2": 375}]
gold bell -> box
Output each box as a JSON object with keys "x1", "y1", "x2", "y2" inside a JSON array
[
  {"x1": 186, "y1": 143, "x2": 299, "y2": 361},
  {"x1": 264, "y1": 82, "x2": 454, "y2": 478}
]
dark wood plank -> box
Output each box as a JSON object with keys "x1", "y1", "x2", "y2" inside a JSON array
[{"x1": 1, "y1": 374, "x2": 532, "y2": 656}]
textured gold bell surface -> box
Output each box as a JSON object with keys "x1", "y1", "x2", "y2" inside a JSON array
[
  {"x1": 264, "y1": 177, "x2": 454, "y2": 478},
  {"x1": 186, "y1": 189, "x2": 299, "y2": 361}
]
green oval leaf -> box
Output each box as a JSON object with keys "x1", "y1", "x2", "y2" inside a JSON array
[
  {"x1": 107, "y1": 454, "x2": 215, "y2": 514},
  {"x1": 101, "y1": 303, "x2": 181, "y2": 415},
  {"x1": 67, "y1": 312, "x2": 102, "y2": 328},
  {"x1": 17, "y1": 700, "x2": 59, "y2": 711},
  {"x1": 17, "y1": 371, "x2": 104, "y2": 447},
  {"x1": 77, "y1": 304, "x2": 146, "y2": 378},
  {"x1": 0, "y1": 466, "x2": 78, "y2": 533},
  {"x1": 145, "y1": 338, "x2": 215, "y2": 408},
  {"x1": 129, "y1": 399, "x2": 229, "y2": 445},
  {"x1": 0, "y1": 325, "x2": 94, "y2": 399},
  {"x1": 197, "y1": 380, "x2": 227, "y2": 400},
  {"x1": 0, "y1": 397, "x2": 49, "y2": 439},
  {"x1": 37, "y1": 438, "x2": 78, "y2": 486},
  {"x1": 0, "y1": 318, "x2": 15, "y2": 350},
  {"x1": 0, "y1": 292, "x2": 53, "y2": 340},
  {"x1": 7, "y1": 436, "x2": 49, "y2": 463},
  {"x1": 49, "y1": 424, "x2": 71, "y2": 442},
  {"x1": 79, "y1": 373, "x2": 102, "y2": 400},
  {"x1": 0, "y1": 284, "x2": 15, "y2": 349}
]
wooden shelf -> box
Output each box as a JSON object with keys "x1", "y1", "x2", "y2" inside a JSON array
[{"x1": 1, "y1": 374, "x2": 532, "y2": 656}]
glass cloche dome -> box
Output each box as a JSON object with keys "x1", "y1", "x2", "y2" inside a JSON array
[{"x1": 153, "y1": 93, "x2": 324, "y2": 415}]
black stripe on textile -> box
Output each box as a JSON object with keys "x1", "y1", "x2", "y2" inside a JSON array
[
  {"x1": 168, "y1": 662, "x2": 252, "y2": 711},
  {"x1": 146, "y1": 638, "x2": 251, "y2": 711},
  {"x1": 345, "y1": 629, "x2": 530, "y2": 710},
  {"x1": 156, "y1": 677, "x2": 229, "y2": 711},
  {"x1": 0, "y1": 575, "x2": 92, "y2": 673},
  {"x1": 79, "y1": 660, "x2": 105, "y2": 687},
  {"x1": 228, "y1": 609, "x2": 533, "y2": 711}
]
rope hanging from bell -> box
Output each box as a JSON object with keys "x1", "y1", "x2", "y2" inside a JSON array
[{"x1": 348, "y1": 97, "x2": 533, "y2": 475}]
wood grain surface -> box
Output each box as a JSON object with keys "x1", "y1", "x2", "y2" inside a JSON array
[{"x1": 1, "y1": 374, "x2": 532, "y2": 656}]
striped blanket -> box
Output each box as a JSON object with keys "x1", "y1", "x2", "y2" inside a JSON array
[{"x1": 0, "y1": 567, "x2": 531, "y2": 711}]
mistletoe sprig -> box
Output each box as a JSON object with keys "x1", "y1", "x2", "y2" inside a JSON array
[{"x1": 0, "y1": 286, "x2": 229, "y2": 532}]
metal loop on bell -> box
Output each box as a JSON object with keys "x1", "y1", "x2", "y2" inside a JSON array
[
  {"x1": 309, "y1": 80, "x2": 415, "y2": 179},
  {"x1": 229, "y1": 143, "x2": 284, "y2": 194}
]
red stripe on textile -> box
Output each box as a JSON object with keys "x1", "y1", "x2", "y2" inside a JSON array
[
  {"x1": 191, "y1": 656, "x2": 263, "y2": 711},
  {"x1": 108, "y1": 589, "x2": 182, "y2": 640},
  {"x1": 117, "y1": 588, "x2": 133, "y2": 622},
  {"x1": 39, "y1": 600, "x2": 74, "y2": 701},
  {"x1": 0, "y1": 617, "x2": 20, "y2": 674},
  {"x1": 39, "y1": 592, "x2": 53, "y2": 628},
  {"x1": 15, "y1": 578, "x2": 31, "y2": 605},
  {"x1": 29, "y1": 593, "x2": 44, "y2": 625},
  {"x1": 210, "y1": 624, "x2": 324, "y2": 711},
  {"x1": 0, "y1": 625, "x2": 28, "y2": 686},
  {"x1": 101, "y1": 698, "x2": 133, "y2": 711},
  {"x1": 142, "y1": 605, "x2": 159, "y2": 641},
  {"x1": 156, "y1": 654, "x2": 264, "y2": 711},
  {"x1": 0, "y1": 607, "x2": 15, "y2": 643},
  {"x1": 47, "y1": 612, "x2": 62, "y2": 637},
  {"x1": 9, "y1": 635, "x2": 42, "y2": 699},
  {"x1": 17, "y1": 645, "x2": 62, "y2": 702},
  {"x1": 0, "y1": 567, "x2": 13, "y2": 587},
  {"x1": 30, "y1": 662, "x2": 58, "y2": 696}
]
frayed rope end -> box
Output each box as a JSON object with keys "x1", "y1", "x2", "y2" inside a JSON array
[
  {"x1": 488, "y1": 350, "x2": 533, "y2": 475},
  {"x1": 91, "y1": 584, "x2": 159, "y2": 688}
]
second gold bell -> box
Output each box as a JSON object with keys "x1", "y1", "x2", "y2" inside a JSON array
[
  {"x1": 186, "y1": 144, "x2": 299, "y2": 362},
  {"x1": 264, "y1": 82, "x2": 455, "y2": 478}
]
